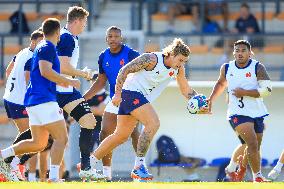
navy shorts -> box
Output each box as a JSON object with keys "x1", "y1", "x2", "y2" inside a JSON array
[
  {"x1": 56, "y1": 88, "x2": 83, "y2": 108},
  {"x1": 4, "y1": 100, "x2": 28, "y2": 119},
  {"x1": 229, "y1": 115, "x2": 265, "y2": 133},
  {"x1": 118, "y1": 90, "x2": 149, "y2": 115}
]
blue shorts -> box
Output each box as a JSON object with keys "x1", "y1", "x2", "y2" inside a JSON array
[
  {"x1": 229, "y1": 115, "x2": 265, "y2": 133},
  {"x1": 56, "y1": 88, "x2": 83, "y2": 108},
  {"x1": 118, "y1": 90, "x2": 149, "y2": 115},
  {"x1": 4, "y1": 100, "x2": 28, "y2": 119}
]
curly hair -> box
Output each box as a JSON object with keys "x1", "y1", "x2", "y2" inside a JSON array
[{"x1": 162, "y1": 38, "x2": 191, "y2": 57}]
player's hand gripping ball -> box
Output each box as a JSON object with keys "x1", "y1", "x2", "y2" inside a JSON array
[{"x1": 187, "y1": 94, "x2": 208, "y2": 114}]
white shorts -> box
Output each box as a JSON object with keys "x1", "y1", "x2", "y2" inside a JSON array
[
  {"x1": 104, "y1": 101, "x2": 118, "y2": 114},
  {"x1": 26, "y1": 101, "x2": 64, "y2": 126}
]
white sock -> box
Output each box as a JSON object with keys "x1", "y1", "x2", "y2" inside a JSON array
[
  {"x1": 103, "y1": 166, "x2": 112, "y2": 180},
  {"x1": 1, "y1": 147, "x2": 15, "y2": 159},
  {"x1": 28, "y1": 172, "x2": 36, "y2": 182},
  {"x1": 226, "y1": 161, "x2": 238, "y2": 172},
  {"x1": 253, "y1": 171, "x2": 262, "y2": 180},
  {"x1": 49, "y1": 165, "x2": 60, "y2": 180},
  {"x1": 274, "y1": 162, "x2": 283, "y2": 172},
  {"x1": 10, "y1": 157, "x2": 20, "y2": 170},
  {"x1": 90, "y1": 155, "x2": 99, "y2": 169},
  {"x1": 134, "y1": 157, "x2": 145, "y2": 167}
]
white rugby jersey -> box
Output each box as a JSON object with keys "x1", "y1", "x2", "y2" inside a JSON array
[
  {"x1": 123, "y1": 52, "x2": 177, "y2": 101},
  {"x1": 226, "y1": 59, "x2": 268, "y2": 119},
  {"x1": 3, "y1": 48, "x2": 32, "y2": 105},
  {"x1": 56, "y1": 27, "x2": 79, "y2": 93}
]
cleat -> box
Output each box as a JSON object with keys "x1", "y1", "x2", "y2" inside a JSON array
[
  {"x1": 225, "y1": 168, "x2": 238, "y2": 182},
  {"x1": 131, "y1": 165, "x2": 153, "y2": 181},
  {"x1": 0, "y1": 173, "x2": 7, "y2": 182},
  {"x1": 254, "y1": 176, "x2": 272, "y2": 183},
  {"x1": 236, "y1": 155, "x2": 246, "y2": 181},
  {"x1": 268, "y1": 169, "x2": 280, "y2": 181},
  {"x1": 0, "y1": 156, "x2": 19, "y2": 181},
  {"x1": 11, "y1": 164, "x2": 26, "y2": 181},
  {"x1": 79, "y1": 169, "x2": 106, "y2": 182}
]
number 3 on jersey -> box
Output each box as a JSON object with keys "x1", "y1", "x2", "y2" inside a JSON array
[
  {"x1": 9, "y1": 77, "x2": 16, "y2": 92},
  {"x1": 238, "y1": 97, "x2": 244, "y2": 108}
]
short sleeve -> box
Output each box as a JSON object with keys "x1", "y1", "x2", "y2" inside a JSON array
[
  {"x1": 128, "y1": 49, "x2": 140, "y2": 62},
  {"x1": 56, "y1": 33, "x2": 75, "y2": 57},
  {"x1": 98, "y1": 52, "x2": 105, "y2": 74},
  {"x1": 24, "y1": 58, "x2": 32, "y2": 71},
  {"x1": 38, "y1": 45, "x2": 56, "y2": 64}
]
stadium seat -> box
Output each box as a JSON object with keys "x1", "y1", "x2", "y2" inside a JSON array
[
  {"x1": 276, "y1": 12, "x2": 284, "y2": 20},
  {"x1": 151, "y1": 13, "x2": 169, "y2": 21},
  {"x1": 40, "y1": 13, "x2": 65, "y2": 21},
  {"x1": 263, "y1": 45, "x2": 284, "y2": 53},
  {"x1": 270, "y1": 159, "x2": 279, "y2": 167},
  {"x1": 26, "y1": 12, "x2": 39, "y2": 21},
  {"x1": 254, "y1": 11, "x2": 275, "y2": 20},
  {"x1": 3, "y1": 45, "x2": 22, "y2": 55},
  {"x1": 208, "y1": 157, "x2": 230, "y2": 167},
  {"x1": 176, "y1": 15, "x2": 193, "y2": 21},
  {"x1": 189, "y1": 45, "x2": 209, "y2": 54},
  {"x1": 0, "y1": 12, "x2": 11, "y2": 21},
  {"x1": 210, "y1": 47, "x2": 224, "y2": 54},
  {"x1": 145, "y1": 43, "x2": 159, "y2": 52},
  {"x1": 261, "y1": 158, "x2": 269, "y2": 167},
  {"x1": 229, "y1": 12, "x2": 240, "y2": 20},
  {"x1": 150, "y1": 158, "x2": 207, "y2": 176}
]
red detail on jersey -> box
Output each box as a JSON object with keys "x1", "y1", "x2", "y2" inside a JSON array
[
  {"x1": 245, "y1": 72, "x2": 251, "y2": 77},
  {"x1": 169, "y1": 71, "x2": 174, "y2": 76},
  {"x1": 233, "y1": 117, "x2": 238, "y2": 124},
  {"x1": 133, "y1": 99, "x2": 140, "y2": 105},
  {"x1": 98, "y1": 96, "x2": 104, "y2": 102},
  {"x1": 59, "y1": 109, "x2": 63, "y2": 114},
  {"x1": 120, "y1": 59, "x2": 125, "y2": 66},
  {"x1": 22, "y1": 109, "x2": 28, "y2": 115}
]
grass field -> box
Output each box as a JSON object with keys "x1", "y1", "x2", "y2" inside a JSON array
[{"x1": 1, "y1": 182, "x2": 284, "y2": 189}]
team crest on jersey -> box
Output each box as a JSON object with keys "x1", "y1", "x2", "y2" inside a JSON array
[
  {"x1": 120, "y1": 59, "x2": 125, "y2": 66},
  {"x1": 169, "y1": 71, "x2": 174, "y2": 76},
  {"x1": 245, "y1": 72, "x2": 251, "y2": 78}
]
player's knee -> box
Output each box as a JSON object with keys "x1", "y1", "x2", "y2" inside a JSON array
[
  {"x1": 33, "y1": 139, "x2": 48, "y2": 152},
  {"x1": 246, "y1": 140, "x2": 258, "y2": 152},
  {"x1": 148, "y1": 119, "x2": 160, "y2": 132},
  {"x1": 113, "y1": 132, "x2": 129, "y2": 144}
]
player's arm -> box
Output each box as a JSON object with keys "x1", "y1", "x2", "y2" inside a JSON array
[
  {"x1": 115, "y1": 53, "x2": 157, "y2": 96},
  {"x1": 176, "y1": 65, "x2": 197, "y2": 100},
  {"x1": 232, "y1": 63, "x2": 272, "y2": 98},
  {"x1": 84, "y1": 73, "x2": 107, "y2": 100},
  {"x1": 208, "y1": 64, "x2": 227, "y2": 111},
  {"x1": 59, "y1": 56, "x2": 92, "y2": 80},
  {"x1": 5, "y1": 57, "x2": 15, "y2": 78},
  {"x1": 39, "y1": 60, "x2": 80, "y2": 89}
]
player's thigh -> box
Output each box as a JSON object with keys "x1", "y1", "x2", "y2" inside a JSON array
[
  {"x1": 13, "y1": 118, "x2": 29, "y2": 132},
  {"x1": 101, "y1": 111, "x2": 117, "y2": 134},
  {"x1": 235, "y1": 122, "x2": 257, "y2": 144},
  {"x1": 44, "y1": 119, "x2": 68, "y2": 143},
  {"x1": 131, "y1": 103, "x2": 160, "y2": 129},
  {"x1": 30, "y1": 125, "x2": 49, "y2": 148},
  {"x1": 115, "y1": 115, "x2": 138, "y2": 139}
]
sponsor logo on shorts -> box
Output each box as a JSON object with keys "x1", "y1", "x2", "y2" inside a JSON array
[
  {"x1": 22, "y1": 109, "x2": 28, "y2": 115},
  {"x1": 233, "y1": 117, "x2": 238, "y2": 124}
]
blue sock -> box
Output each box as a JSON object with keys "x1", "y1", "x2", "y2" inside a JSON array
[{"x1": 79, "y1": 128, "x2": 95, "y2": 170}]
